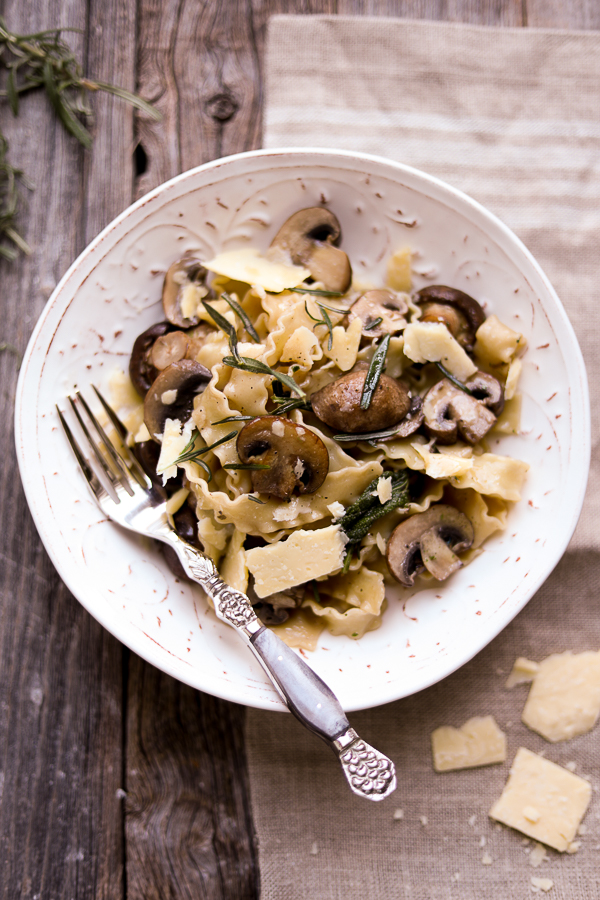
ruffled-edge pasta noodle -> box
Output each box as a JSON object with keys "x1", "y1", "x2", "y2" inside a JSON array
[{"x1": 121, "y1": 209, "x2": 529, "y2": 651}]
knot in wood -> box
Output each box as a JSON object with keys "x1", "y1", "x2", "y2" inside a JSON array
[{"x1": 206, "y1": 92, "x2": 238, "y2": 122}]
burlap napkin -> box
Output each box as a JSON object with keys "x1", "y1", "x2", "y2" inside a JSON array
[{"x1": 246, "y1": 17, "x2": 600, "y2": 899}]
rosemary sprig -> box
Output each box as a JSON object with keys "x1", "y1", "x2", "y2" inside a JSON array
[
  {"x1": 221, "y1": 291, "x2": 259, "y2": 342},
  {"x1": 0, "y1": 339, "x2": 22, "y2": 364},
  {"x1": 304, "y1": 301, "x2": 334, "y2": 350},
  {"x1": 224, "y1": 462, "x2": 271, "y2": 470},
  {"x1": 202, "y1": 299, "x2": 240, "y2": 361},
  {"x1": 311, "y1": 580, "x2": 321, "y2": 603},
  {"x1": 360, "y1": 333, "x2": 390, "y2": 410},
  {"x1": 333, "y1": 423, "x2": 404, "y2": 442},
  {"x1": 0, "y1": 17, "x2": 160, "y2": 258},
  {"x1": 0, "y1": 135, "x2": 32, "y2": 259},
  {"x1": 435, "y1": 361, "x2": 474, "y2": 395},
  {"x1": 210, "y1": 414, "x2": 254, "y2": 425},
  {"x1": 247, "y1": 495, "x2": 265, "y2": 504},
  {"x1": 174, "y1": 429, "x2": 237, "y2": 465},
  {"x1": 364, "y1": 316, "x2": 383, "y2": 331},
  {"x1": 292, "y1": 287, "x2": 343, "y2": 298},
  {"x1": 222, "y1": 355, "x2": 306, "y2": 399},
  {"x1": 340, "y1": 471, "x2": 410, "y2": 547},
  {"x1": 272, "y1": 397, "x2": 312, "y2": 415}
]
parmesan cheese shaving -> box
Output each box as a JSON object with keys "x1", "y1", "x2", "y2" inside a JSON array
[
  {"x1": 403, "y1": 321, "x2": 477, "y2": 382},
  {"x1": 245, "y1": 525, "x2": 347, "y2": 598},
  {"x1": 431, "y1": 715, "x2": 506, "y2": 772},
  {"x1": 203, "y1": 248, "x2": 310, "y2": 293},
  {"x1": 489, "y1": 748, "x2": 592, "y2": 852},
  {"x1": 521, "y1": 650, "x2": 600, "y2": 742},
  {"x1": 505, "y1": 657, "x2": 540, "y2": 689}
]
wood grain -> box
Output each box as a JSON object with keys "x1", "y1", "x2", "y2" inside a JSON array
[
  {"x1": 0, "y1": 0, "x2": 125, "y2": 895},
  {"x1": 0, "y1": 1, "x2": 596, "y2": 898},
  {"x1": 125, "y1": 656, "x2": 257, "y2": 900}
]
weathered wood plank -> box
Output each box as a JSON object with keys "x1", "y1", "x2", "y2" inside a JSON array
[
  {"x1": 526, "y1": 0, "x2": 600, "y2": 28},
  {"x1": 125, "y1": 655, "x2": 258, "y2": 900},
  {"x1": 0, "y1": 0, "x2": 133, "y2": 896}
]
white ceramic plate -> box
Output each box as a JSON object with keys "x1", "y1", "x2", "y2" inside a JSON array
[{"x1": 15, "y1": 149, "x2": 590, "y2": 712}]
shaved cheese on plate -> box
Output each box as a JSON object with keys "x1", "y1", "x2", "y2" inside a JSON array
[
  {"x1": 403, "y1": 321, "x2": 477, "y2": 382},
  {"x1": 489, "y1": 748, "x2": 591, "y2": 851},
  {"x1": 203, "y1": 248, "x2": 310, "y2": 293},
  {"x1": 245, "y1": 525, "x2": 347, "y2": 598},
  {"x1": 431, "y1": 716, "x2": 506, "y2": 772},
  {"x1": 521, "y1": 650, "x2": 600, "y2": 742}
]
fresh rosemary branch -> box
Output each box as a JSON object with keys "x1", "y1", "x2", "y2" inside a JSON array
[
  {"x1": 202, "y1": 299, "x2": 240, "y2": 361},
  {"x1": 292, "y1": 287, "x2": 343, "y2": 298},
  {"x1": 0, "y1": 17, "x2": 160, "y2": 259},
  {"x1": 173, "y1": 429, "x2": 237, "y2": 465},
  {"x1": 304, "y1": 300, "x2": 334, "y2": 350},
  {"x1": 221, "y1": 291, "x2": 259, "y2": 342},
  {"x1": 360, "y1": 333, "x2": 390, "y2": 410},
  {"x1": 339, "y1": 471, "x2": 409, "y2": 547},
  {"x1": 435, "y1": 361, "x2": 474, "y2": 395},
  {"x1": 222, "y1": 355, "x2": 306, "y2": 399}
]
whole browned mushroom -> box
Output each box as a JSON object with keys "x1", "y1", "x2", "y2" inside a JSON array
[
  {"x1": 236, "y1": 416, "x2": 329, "y2": 500},
  {"x1": 346, "y1": 289, "x2": 408, "y2": 339},
  {"x1": 311, "y1": 368, "x2": 411, "y2": 434},
  {"x1": 162, "y1": 253, "x2": 213, "y2": 328},
  {"x1": 422, "y1": 379, "x2": 497, "y2": 445},
  {"x1": 144, "y1": 359, "x2": 212, "y2": 439},
  {"x1": 415, "y1": 286, "x2": 486, "y2": 352},
  {"x1": 267, "y1": 208, "x2": 352, "y2": 293},
  {"x1": 129, "y1": 322, "x2": 176, "y2": 397},
  {"x1": 386, "y1": 505, "x2": 474, "y2": 586}
]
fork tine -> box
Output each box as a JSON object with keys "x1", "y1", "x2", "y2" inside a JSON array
[
  {"x1": 92, "y1": 385, "x2": 150, "y2": 488},
  {"x1": 71, "y1": 392, "x2": 135, "y2": 496},
  {"x1": 56, "y1": 405, "x2": 107, "y2": 502}
]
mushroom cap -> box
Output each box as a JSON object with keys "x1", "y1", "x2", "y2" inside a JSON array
[
  {"x1": 415, "y1": 286, "x2": 486, "y2": 351},
  {"x1": 464, "y1": 370, "x2": 505, "y2": 417},
  {"x1": 162, "y1": 253, "x2": 211, "y2": 328},
  {"x1": 268, "y1": 207, "x2": 352, "y2": 293},
  {"x1": 422, "y1": 378, "x2": 497, "y2": 445},
  {"x1": 129, "y1": 321, "x2": 176, "y2": 397},
  {"x1": 386, "y1": 504, "x2": 474, "y2": 586},
  {"x1": 311, "y1": 369, "x2": 412, "y2": 434},
  {"x1": 150, "y1": 330, "x2": 190, "y2": 371},
  {"x1": 144, "y1": 359, "x2": 211, "y2": 439},
  {"x1": 346, "y1": 289, "x2": 409, "y2": 339},
  {"x1": 236, "y1": 416, "x2": 329, "y2": 500}
]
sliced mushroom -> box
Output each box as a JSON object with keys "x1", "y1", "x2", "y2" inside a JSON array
[
  {"x1": 236, "y1": 416, "x2": 329, "y2": 500},
  {"x1": 246, "y1": 580, "x2": 304, "y2": 626},
  {"x1": 162, "y1": 253, "x2": 212, "y2": 328},
  {"x1": 129, "y1": 322, "x2": 176, "y2": 397},
  {"x1": 464, "y1": 371, "x2": 505, "y2": 417},
  {"x1": 311, "y1": 369, "x2": 411, "y2": 434},
  {"x1": 422, "y1": 379, "x2": 497, "y2": 445},
  {"x1": 394, "y1": 395, "x2": 424, "y2": 438},
  {"x1": 346, "y1": 289, "x2": 409, "y2": 339},
  {"x1": 267, "y1": 208, "x2": 352, "y2": 293},
  {"x1": 415, "y1": 286, "x2": 486, "y2": 351},
  {"x1": 386, "y1": 504, "x2": 474, "y2": 586},
  {"x1": 144, "y1": 359, "x2": 211, "y2": 439}
]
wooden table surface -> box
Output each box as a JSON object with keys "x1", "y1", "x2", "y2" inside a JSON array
[{"x1": 0, "y1": 1, "x2": 597, "y2": 897}]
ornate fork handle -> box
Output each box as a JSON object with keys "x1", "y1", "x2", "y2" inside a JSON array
[{"x1": 167, "y1": 534, "x2": 396, "y2": 801}]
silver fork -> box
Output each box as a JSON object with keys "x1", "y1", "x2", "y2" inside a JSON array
[{"x1": 57, "y1": 387, "x2": 396, "y2": 801}]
